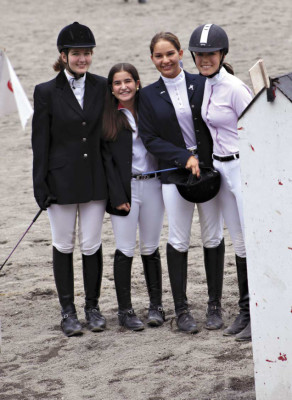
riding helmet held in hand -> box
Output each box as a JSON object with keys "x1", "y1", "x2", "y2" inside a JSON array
[{"x1": 167, "y1": 167, "x2": 221, "y2": 203}]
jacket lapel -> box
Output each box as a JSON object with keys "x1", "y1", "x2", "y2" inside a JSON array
[
  {"x1": 155, "y1": 77, "x2": 173, "y2": 105},
  {"x1": 185, "y1": 72, "x2": 199, "y2": 102},
  {"x1": 56, "y1": 71, "x2": 85, "y2": 118},
  {"x1": 156, "y1": 74, "x2": 200, "y2": 104},
  {"x1": 83, "y1": 72, "x2": 98, "y2": 114}
]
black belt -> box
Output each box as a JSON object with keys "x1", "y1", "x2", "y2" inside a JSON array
[
  {"x1": 131, "y1": 172, "x2": 161, "y2": 180},
  {"x1": 213, "y1": 153, "x2": 239, "y2": 162}
]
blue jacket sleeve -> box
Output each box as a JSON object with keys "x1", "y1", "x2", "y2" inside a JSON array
[{"x1": 138, "y1": 90, "x2": 191, "y2": 169}]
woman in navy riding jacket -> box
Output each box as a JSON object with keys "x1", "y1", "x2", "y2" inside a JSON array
[
  {"x1": 139, "y1": 32, "x2": 225, "y2": 334},
  {"x1": 32, "y1": 22, "x2": 108, "y2": 337}
]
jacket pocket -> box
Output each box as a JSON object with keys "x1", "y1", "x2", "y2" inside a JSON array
[{"x1": 48, "y1": 156, "x2": 67, "y2": 171}]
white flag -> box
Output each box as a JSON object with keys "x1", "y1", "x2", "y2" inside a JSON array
[{"x1": 0, "y1": 50, "x2": 33, "y2": 130}]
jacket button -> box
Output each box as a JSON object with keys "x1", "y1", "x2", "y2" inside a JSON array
[
  {"x1": 83, "y1": 154, "x2": 88, "y2": 158},
  {"x1": 82, "y1": 121, "x2": 87, "y2": 126},
  {"x1": 194, "y1": 117, "x2": 197, "y2": 120},
  {"x1": 191, "y1": 105, "x2": 194, "y2": 108},
  {"x1": 82, "y1": 137, "x2": 87, "y2": 142}
]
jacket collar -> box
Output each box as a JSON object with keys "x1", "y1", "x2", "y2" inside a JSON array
[
  {"x1": 155, "y1": 70, "x2": 199, "y2": 103},
  {"x1": 155, "y1": 77, "x2": 172, "y2": 104},
  {"x1": 184, "y1": 71, "x2": 200, "y2": 100},
  {"x1": 55, "y1": 70, "x2": 97, "y2": 88},
  {"x1": 55, "y1": 70, "x2": 97, "y2": 117}
]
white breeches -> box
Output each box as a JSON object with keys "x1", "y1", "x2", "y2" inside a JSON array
[
  {"x1": 162, "y1": 183, "x2": 224, "y2": 252},
  {"x1": 111, "y1": 178, "x2": 164, "y2": 257},
  {"x1": 47, "y1": 200, "x2": 106, "y2": 255},
  {"x1": 213, "y1": 158, "x2": 246, "y2": 257}
]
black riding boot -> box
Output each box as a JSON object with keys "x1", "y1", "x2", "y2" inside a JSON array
[
  {"x1": 223, "y1": 255, "x2": 250, "y2": 338},
  {"x1": 53, "y1": 247, "x2": 82, "y2": 337},
  {"x1": 82, "y1": 245, "x2": 106, "y2": 332},
  {"x1": 114, "y1": 249, "x2": 144, "y2": 331},
  {"x1": 141, "y1": 248, "x2": 165, "y2": 327},
  {"x1": 166, "y1": 243, "x2": 198, "y2": 333},
  {"x1": 204, "y1": 238, "x2": 225, "y2": 330}
]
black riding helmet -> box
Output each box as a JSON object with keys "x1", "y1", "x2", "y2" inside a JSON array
[
  {"x1": 57, "y1": 22, "x2": 96, "y2": 53},
  {"x1": 57, "y1": 22, "x2": 96, "y2": 79},
  {"x1": 188, "y1": 24, "x2": 229, "y2": 77},
  {"x1": 167, "y1": 167, "x2": 221, "y2": 203}
]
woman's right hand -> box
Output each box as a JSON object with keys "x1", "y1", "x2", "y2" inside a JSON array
[
  {"x1": 116, "y1": 203, "x2": 131, "y2": 212},
  {"x1": 185, "y1": 155, "x2": 200, "y2": 178}
]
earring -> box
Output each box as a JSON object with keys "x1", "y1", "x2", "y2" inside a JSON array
[
  {"x1": 136, "y1": 87, "x2": 139, "y2": 92},
  {"x1": 112, "y1": 92, "x2": 115, "y2": 95}
]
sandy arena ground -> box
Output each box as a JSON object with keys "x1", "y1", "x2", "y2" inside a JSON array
[{"x1": 1, "y1": 0, "x2": 292, "y2": 399}]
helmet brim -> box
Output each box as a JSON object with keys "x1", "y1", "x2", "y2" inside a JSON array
[
  {"x1": 58, "y1": 44, "x2": 96, "y2": 52},
  {"x1": 189, "y1": 46, "x2": 226, "y2": 53}
]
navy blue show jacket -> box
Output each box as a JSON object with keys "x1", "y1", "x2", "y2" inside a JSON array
[
  {"x1": 138, "y1": 71, "x2": 213, "y2": 183},
  {"x1": 32, "y1": 71, "x2": 108, "y2": 205},
  {"x1": 102, "y1": 128, "x2": 133, "y2": 217}
]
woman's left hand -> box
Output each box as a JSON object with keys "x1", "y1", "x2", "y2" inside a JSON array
[
  {"x1": 185, "y1": 155, "x2": 200, "y2": 178},
  {"x1": 116, "y1": 202, "x2": 131, "y2": 212}
]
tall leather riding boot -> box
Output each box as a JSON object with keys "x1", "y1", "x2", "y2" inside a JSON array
[
  {"x1": 204, "y1": 238, "x2": 225, "y2": 330},
  {"x1": 53, "y1": 246, "x2": 82, "y2": 337},
  {"x1": 141, "y1": 248, "x2": 165, "y2": 327},
  {"x1": 114, "y1": 249, "x2": 144, "y2": 331},
  {"x1": 166, "y1": 243, "x2": 198, "y2": 333},
  {"x1": 82, "y1": 245, "x2": 106, "y2": 332},
  {"x1": 223, "y1": 255, "x2": 250, "y2": 338}
]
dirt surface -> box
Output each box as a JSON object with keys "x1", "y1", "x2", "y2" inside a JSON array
[{"x1": 1, "y1": 0, "x2": 292, "y2": 399}]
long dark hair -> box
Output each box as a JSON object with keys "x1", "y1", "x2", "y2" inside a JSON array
[{"x1": 102, "y1": 63, "x2": 141, "y2": 141}]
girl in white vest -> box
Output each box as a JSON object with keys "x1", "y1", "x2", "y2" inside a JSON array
[{"x1": 188, "y1": 23, "x2": 253, "y2": 341}]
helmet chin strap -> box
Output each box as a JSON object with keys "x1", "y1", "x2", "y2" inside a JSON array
[
  {"x1": 67, "y1": 67, "x2": 84, "y2": 80},
  {"x1": 63, "y1": 50, "x2": 84, "y2": 80},
  {"x1": 191, "y1": 51, "x2": 225, "y2": 79}
]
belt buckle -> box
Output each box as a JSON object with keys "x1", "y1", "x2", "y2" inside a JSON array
[{"x1": 136, "y1": 175, "x2": 142, "y2": 180}]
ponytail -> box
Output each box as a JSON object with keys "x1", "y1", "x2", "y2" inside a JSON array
[
  {"x1": 222, "y1": 62, "x2": 234, "y2": 75},
  {"x1": 53, "y1": 55, "x2": 66, "y2": 72}
]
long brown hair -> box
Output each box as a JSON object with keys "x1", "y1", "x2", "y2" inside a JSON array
[
  {"x1": 53, "y1": 55, "x2": 66, "y2": 72},
  {"x1": 102, "y1": 63, "x2": 141, "y2": 141}
]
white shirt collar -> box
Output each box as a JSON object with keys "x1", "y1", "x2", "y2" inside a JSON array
[
  {"x1": 64, "y1": 69, "x2": 86, "y2": 88},
  {"x1": 161, "y1": 68, "x2": 185, "y2": 85},
  {"x1": 206, "y1": 66, "x2": 227, "y2": 86}
]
